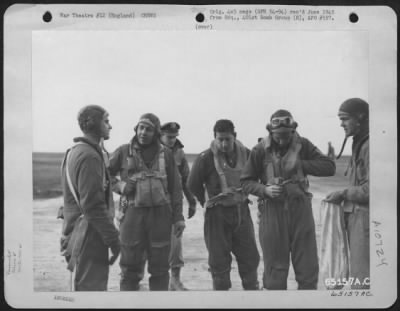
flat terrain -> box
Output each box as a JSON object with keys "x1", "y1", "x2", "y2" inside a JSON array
[
  {"x1": 33, "y1": 152, "x2": 65, "y2": 199},
  {"x1": 33, "y1": 152, "x2": 349, "y2": 291}
]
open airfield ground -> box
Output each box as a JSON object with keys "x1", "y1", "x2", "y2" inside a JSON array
[{"x1": 32, "y1": 152, "x2": 349, "y2": 291}]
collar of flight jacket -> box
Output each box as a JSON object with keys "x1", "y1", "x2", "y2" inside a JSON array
[
  {"x1": 351, "y1": 129, "x2": 369, "y2": 160},
  {"x1": 129, "y1": 135, "x2": 163, "y2": 168},
  {"x1": 173, "y1": 138, "x2": 184, "y2": 150},
  {"x1": 261, "y1": 131, "x2": 301, "y2": 151},
  {"x1": 72, "y1": 137, "x2": 104, "y2": 158},
  {"x1": 161, "y1": 138, "x2": 184, "y2": 152}
]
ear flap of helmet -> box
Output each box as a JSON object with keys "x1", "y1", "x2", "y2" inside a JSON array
[
  {"x1": 358, "y1": 112, "x2": 368, "y2": 123},
  {"x1": 85, "y1": 118, "x2": 96, "y2": 132}
]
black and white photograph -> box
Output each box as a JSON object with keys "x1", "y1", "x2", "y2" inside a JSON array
[{"x1": 3, "y1": 3, "x2": 397, "y2": 308}]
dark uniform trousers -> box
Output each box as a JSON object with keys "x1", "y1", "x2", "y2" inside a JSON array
[
  {"x1": 119, "y1": 204, "x2": 172, "y2": 291},
  {"x1": 204, "y1": 203, "x2": 260, "y2": 290},
  {"x1": 259, "y1": 195, "x2": 319, "y2": 290},
  {"x1": 75, "y1": 226, "x2": 109, "y2": 291}
]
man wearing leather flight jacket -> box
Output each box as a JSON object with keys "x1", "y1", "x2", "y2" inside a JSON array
[
  {"x1": 188, "y1": 119, "x2": 260, "y2": 291},
  {"x1": 240, "y1": 110, "x2": 335, "y2": 290},
  {"x1": 61, "y1": 105, "x2": 120, "y2": 291},
  {"x1": 109, "y1": 113, "x2": 185, "y2": 291}
]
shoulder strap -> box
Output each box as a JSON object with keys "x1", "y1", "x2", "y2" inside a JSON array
[
  {"x1": 65, "y1": 150, "x2": 82, "y2": 212},
  {"x1": 64, "y1": 142, "x2": 90, "y2": 212},
  {"x1": 260, "y1": 137, "x2": 275, "y2": 184},
  {"x1": 292, "y1": 139, "x2": 305, "y2": 180},
  {"x1": 233, "y1": 140, "x2": 249, "y2": 167},
  {"x1": 158, "y1": 146, "x2": 166, "y2": 175},
  {"x1": 213, "y1": 152, "x2": 229, "y2": 192}
]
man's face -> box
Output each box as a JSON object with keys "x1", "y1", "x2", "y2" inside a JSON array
[
  {"x1": 99, "y1": 112, "x2": 112, "y2": 140},
  {"x1": 137, "y1": 123, "x2": 156, "y2": 145},
  {"x1": 271, "y1": 131, "x2": 293, "y2": 149},
  {"x1": 215, "y1": 132, "x2": 235, "y2": 153},
  {"x1": 160, "y1": 133, "x2": 177, "y2": 148},
  {"x1": 339, "y1": 113, "x2": 359, "y2": 137}
]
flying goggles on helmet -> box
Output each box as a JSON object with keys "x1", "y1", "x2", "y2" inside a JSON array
[
  {"x1": 267, "y1": 116, "x2": 298, "y2": 132},
  {"x1": 270, "y1": 116, "x2": 295, "y2": 128}
]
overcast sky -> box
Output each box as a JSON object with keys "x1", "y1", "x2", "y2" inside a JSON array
[{"x1": 32, "y1": 30, "x2": 368, "y2": 154}]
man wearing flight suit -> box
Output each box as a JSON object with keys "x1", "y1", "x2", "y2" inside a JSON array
[
  {"x1": 241, "y1": 110, "x2": 335, "y2": 290},
  {"x1": 326, "y1": 98, "x2": 370, "y2": 289},
  {"x1": 160, "y1": 122, "x2": 197, "y2": 291},
  {"x1": 60, "y1": 105, "x2": 120, "y2": 291},
  {"x1": 109, "y1": 113, "x2": 185, "y2": 291},
  {"x1": 188, "y1": 119, "x2": 260, "y2": 291}
]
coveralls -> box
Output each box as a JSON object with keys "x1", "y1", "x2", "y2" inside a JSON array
[
  {"x1": 188, "y1": 140, "x2": 260, "y2": 290},
  {"x1": 61, "y1": 137, "x2": 119, "y2": 291},
  {"x1": 167, "y1": 139, "x2": 196, "y2": 270},
  {"x1": 342, "y1": 131, "x2": 369, "y2": 289},
  {"x1": 241, "y1": 133, "x2": 335, "y2": 290},
  {"x1": 109, "y1": 138, "x2": 183, "y2": 291}
]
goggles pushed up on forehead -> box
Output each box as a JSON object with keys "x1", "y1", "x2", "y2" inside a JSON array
[{"x1": 270, "y1": 116, "x2": 294, "y2": 128}]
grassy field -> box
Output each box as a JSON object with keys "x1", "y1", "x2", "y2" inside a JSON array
[
  {"x1": 33, "y1": 152, "x2": 65, "y2": 199},
  {"x1": 32, "y1": 152, "x2": 350, "y2": 292},
  {"x1": 32, "y1": 151, "x2": 347, "y2": 200},
  {"x1": 32, "y1": 152, "x2": 199, "y2": 200}
]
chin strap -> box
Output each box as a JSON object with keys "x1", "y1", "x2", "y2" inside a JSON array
[{"x1": 336, "y1": 137, "x2": 348, "y2": 159}]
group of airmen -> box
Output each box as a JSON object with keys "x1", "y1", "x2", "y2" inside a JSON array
[{"x1": 60, "y1": 97, "x2": 370, "y2": 291}]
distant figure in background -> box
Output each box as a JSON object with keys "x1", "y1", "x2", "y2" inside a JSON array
[
  {"x1": 327, "y1": 141, "x2": 335, "y2": 160},
  {"x1": 109, "y1": 113, "x2": 185, "y2": 291},
  {"x1": 258, "y1": 137, "x2": 263, "y2": 143},
  {"x1": 241, "y1": 109, "x2": 335, "y2": 290},
  {"x1": 188, "y1": 119, "x2": 260, "y2": 291},
  {"x1": 325, "y1": 98, "x2": 370, "y2": 289},
  {"x1": 160, "y1": 122, "x2": 197, "y2": 291},
  {"x1": 60, "y1": 105, "x2": 120, "y2": 291}
]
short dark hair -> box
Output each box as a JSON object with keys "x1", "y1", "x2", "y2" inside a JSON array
[
  {"x1": 77, "y1": 105, "x2": 106, "y2": 133},
  {"x1": 213, "y1": 119, "x2": 235, "y2": 137}
]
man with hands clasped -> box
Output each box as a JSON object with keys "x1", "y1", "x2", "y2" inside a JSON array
[{"x1": 241, "y1": 110, "x2": 335, "y2": 290}]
